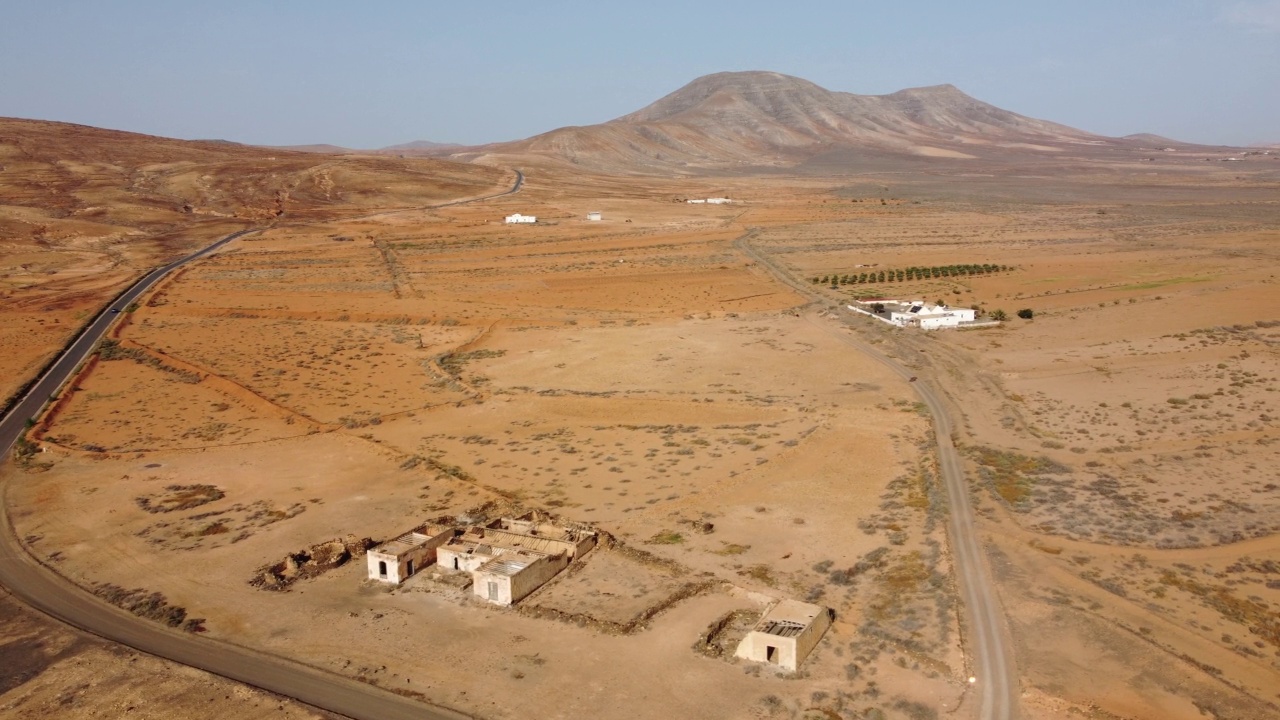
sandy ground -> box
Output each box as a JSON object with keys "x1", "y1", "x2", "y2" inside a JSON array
[
  {"x1": 5, "y1": 142, "x2": 1280, "y2": 719},
  {"x1": 0, "y1": 117, "x2": 508, "y2": 411},
  {"x1": 0, "y1": 588, "x2": 329, "y2": 719}
]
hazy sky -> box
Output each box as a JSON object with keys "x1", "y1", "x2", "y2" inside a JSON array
[{"x1": 2, "y1": 1, "x2": 1277, "y2": 147}]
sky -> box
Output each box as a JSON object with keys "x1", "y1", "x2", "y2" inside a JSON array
[{"x1": 1, "y1": 1, "x2": 1277, "y2": 148}]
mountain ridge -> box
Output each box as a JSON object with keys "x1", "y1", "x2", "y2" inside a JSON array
[{"x1": 447, "y1": 71, "x2": 1124, "y2": 172}]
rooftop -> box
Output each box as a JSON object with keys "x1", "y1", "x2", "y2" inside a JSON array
[
  {"x1": 758, "y1": 620, "x2": 807, "y2": 638},
  {"x1": 477, "y1": 553, "x2": 537, "y2": 577},
  {"x1": 371, "y1": 524, "x2": 451, "y2": 556},
  {"x1": 754, "y1": 599, "x2": 827, "y2": 632}
]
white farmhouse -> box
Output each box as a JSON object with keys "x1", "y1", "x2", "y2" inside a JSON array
[
  {"x1": 850, "y1": 300, "x2": 977, "y2": 330},
  {"x1": 505, "y1": 213, "x2": 536, "y2": 224},
  {"x1": 706, "y1": 197, "x2": 733, "y2": 204},
  {"x1": 586, "y1": 211, "x2": 602, "y2": 221}
]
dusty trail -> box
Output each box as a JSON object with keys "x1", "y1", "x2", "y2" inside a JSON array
[{"x1": 735, "y1": 231, "x2": 1019, "y2": 720}]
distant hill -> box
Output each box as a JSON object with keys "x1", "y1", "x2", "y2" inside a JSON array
[
  {"x1": 1120, "y1": 133, "x2": 1204, "y2": 148},
  {"x1": 271, "y1": 143, "x2": 355, "y2": 154},
  {"x1": 377, "y1": 139, "x2": 465, "y2": 157},
  {"x1": 0, "y1": 116, "x2": 508, "y2": 230},
  {"x1": 447, "y1": 71, "x2": 1115, "y2": 172}
]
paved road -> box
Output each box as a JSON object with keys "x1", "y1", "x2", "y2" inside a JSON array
[
  {"x1": 0, "y1": 171, "x2": 525, "y2": 720},
  {"x1": 735, "y1": 232, "x2": 1018, "y2": 720},
  {"x1": 0, "y1": 228, "x2": 256, "y2": 458}
]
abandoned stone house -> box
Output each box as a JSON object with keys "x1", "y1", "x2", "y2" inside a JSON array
[
  {"x1": 471, "y1": 551, "x2": 569, "y2": 605},
  {"x1": 734, "y1": 599, "x2": 832, "y2": 671},
  {"x1": 366, "y1": 515, "x2": 597, "y2": 607},
  {"x1": 365, "y1": 524, "x2": 453, "y2": 584},
  {"x1": 436, "y1": 517, "x2": 596, "y2": 605}
]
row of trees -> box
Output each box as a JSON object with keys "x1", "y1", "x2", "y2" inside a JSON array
[
  {"x1": 812, "y1": 264, "x2": 1009, "y2": 286},
  {"x1": 989, "y1": 308, "x2": 1034, "y2": 321}
]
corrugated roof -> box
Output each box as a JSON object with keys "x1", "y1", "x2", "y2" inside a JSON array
[
  {"x1": 477, "y1": 555, "x2": 534, "y2": 577},
  {"x1": 758, "y1": 620, "x2": 806, "y2": 638}
]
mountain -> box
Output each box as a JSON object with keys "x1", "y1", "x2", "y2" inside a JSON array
[
  {"x1": 380, "y1": 140, "x2": 461, "y2": 153},
  {"x1": 271, "y1": 143, "x2": 355, "y2": 154},
  {"x1": 0, "y1": 116, "x2": 508, "y2": 234},
  {"x1": 450, "y1": 71, "x2": 1109, "y2": 172}
]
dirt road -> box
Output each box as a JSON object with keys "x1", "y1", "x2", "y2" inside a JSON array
[{"x1": 735, "y1": 231, "x2": 1018, "y2": 720}]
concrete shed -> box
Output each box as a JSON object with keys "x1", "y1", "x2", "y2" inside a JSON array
[
  {"x1": 734, "y1": 599, "x2": 832, "y2": 671},
  {"x1": 472, "y1": 551, "x2": 570, "y2": 606},
  {"x1": 366, "y1": 525, "x2": 454, "y2": 584}
]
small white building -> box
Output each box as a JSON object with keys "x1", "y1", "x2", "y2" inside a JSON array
[
  {"x1": 686, "y1": 199, "x2": 706, "y2": 204},
  {"x1": 735, "y1": 599, "x2": 832, "y2": 671},
  {"x1": 706, "y1": 197, "x2": 733, "y2": 204},
  {"x1": 505, "y1": 213, "x2": 536, "y2": 224},
  {"x1": 366, "y1": 525, "x2": 454, "y2": 584},
  {"x1": 586, "y1": 211, "x2": 602, "y2": 221},
  {"x1": 472, "y1": 551, "x2": 570, "y2": 606}
]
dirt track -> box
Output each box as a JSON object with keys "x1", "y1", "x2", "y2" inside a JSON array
[{"x1": 736, "y1": 232, "x2": 1019, "y2": 720}]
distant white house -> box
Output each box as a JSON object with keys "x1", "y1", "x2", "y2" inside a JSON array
[
  {"x1": 686, "y1": 199, "x2": 706, "y2": 204},
  {"x1": 505, "y1": 213, "x2": 536, "y2": 224},
  {"x1": 586, "y1": 211, "x2": 602, "y2": 221},
  {"x1": 849, "y1": 300, "x2": 978, "y2": 330},
  {"x1": 706, "y1": 197, "x2": 733, "y2": 204}
]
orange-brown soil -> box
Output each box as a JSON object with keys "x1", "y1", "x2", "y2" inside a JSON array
[
  {"x1": 0, "y1": 117, "x2": 509, "y2": 410},
  {"x1": 4, "y1": 130, "x2": 1280, "y2": 720}
]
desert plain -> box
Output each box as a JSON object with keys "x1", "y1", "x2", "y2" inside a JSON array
[{"x1": 2, "y1": 98, "x2": 1280, "y2": 720}]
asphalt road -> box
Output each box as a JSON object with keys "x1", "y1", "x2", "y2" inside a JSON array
[
  {"x1": 0, "y1": 228, "x2": 256, "y2": 458},
  {"x1": 0, "y1": 171, "x2": 525, "y2": 720},
  {"x1": 735, "y1": 232, "x2": 1018, "y2": 720}
]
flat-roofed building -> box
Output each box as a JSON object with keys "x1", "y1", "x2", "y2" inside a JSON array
[
  {"x1": 734, "y1": 599, "x2": 832, "y2": 671},
  {"x1": 366, "y1": 524, "x2": 455, "y2": 584},
  {"x1": 472, "y1": 551, "x2": 570, "y2": 605},
  {"x1": 435, "y1": 515, "x2": 596, "y2": 604}
]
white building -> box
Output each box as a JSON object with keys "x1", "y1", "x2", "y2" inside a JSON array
[
  {"x1": 434, "y1": 516, "x2": 597, "y2": 606},
  {"x1": 686, "y1": 199, "x2": 706, "y2": 204},
  {"x1": 851, "y1": 300, "x2": 977, "y2": 330},
  {"x1": 366, "y1": 525, "x2": 454, "y2": 584},
  {"x1": 472, "y1": 551, "x2": 570, "y2": 605},
  {"x1": 505, "y1": 213, "x2": 536, "y2": 224},
  {"x1": 735, "y1": 599, "x2": 832, "y2": 671},
  {"x1": 706, "y1": 197, "x2": 733, "y2": 204},
  {"x1": 586, "y1": 211, "x2": 602, "y2": 221}
]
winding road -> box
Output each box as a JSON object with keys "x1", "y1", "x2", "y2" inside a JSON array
[
  {"x1": 0, "y1": 174, "x2": 1009, "y2": 720},
  {"x1": 0, "y1": 170, "x2": 524, "y2": 720},
  {"x1": 735, "y1": 232, "x2": 1018, "y2": 720}
]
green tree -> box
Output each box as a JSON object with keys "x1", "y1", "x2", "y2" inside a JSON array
[
  {"x1": 1017, "y1": 308, "x2": 1034, "y2": 319},
  {"x1": 991, "y1": 309, "x2": 1008, "y2": 321}
]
